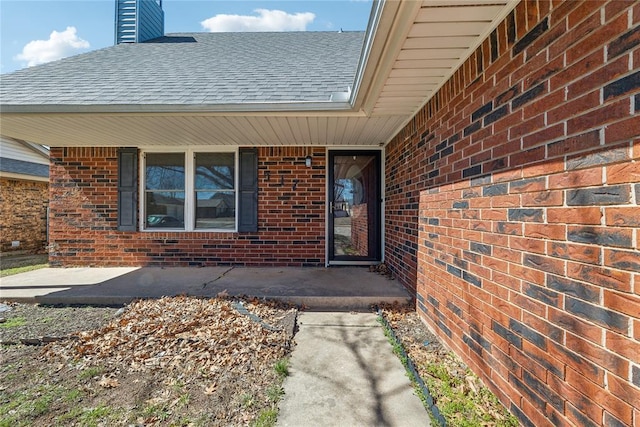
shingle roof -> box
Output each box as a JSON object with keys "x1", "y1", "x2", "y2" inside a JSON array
[
  {"x1": 1, "y1": 32, "x2": 364, "y2": 106},
  {"x1": 0, "y1": 158, "x2": 49, "y2": 178}
]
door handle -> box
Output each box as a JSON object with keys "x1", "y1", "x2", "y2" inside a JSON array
[{"x1": 329, "y1": 202, "x2": 334, "y2": 214}]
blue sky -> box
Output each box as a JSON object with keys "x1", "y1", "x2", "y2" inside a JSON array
[{"x1": 0, "y1": 0, "x2": 373, "y2": 74}]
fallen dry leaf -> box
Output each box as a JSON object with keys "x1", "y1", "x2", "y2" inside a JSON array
[
  {"x1": 98, "y1": 374, "x2": 118, "y2": 388},
  {"x1": 204, "y1": 382, "x2": 218, "y2": 395}
]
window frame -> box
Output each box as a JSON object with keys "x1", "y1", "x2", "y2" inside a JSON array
[{"x1": 140, "y1": 147, "x2": 239, "y2": 232}]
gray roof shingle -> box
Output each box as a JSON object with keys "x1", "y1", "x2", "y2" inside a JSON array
[
  {"x1": 0, "y1": 158, "x2": 49, "y2": 178},
  {"x1": 1, "y1": 32, "x2": 364, "y2": 106}
]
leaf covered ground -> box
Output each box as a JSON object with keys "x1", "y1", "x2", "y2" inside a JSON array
[
  {"x1": 0, "y1": 297, "x2": 295, "y2": 426},
  {"x1": 2, "y1": 295, "x2": 517, "y2": 427}
]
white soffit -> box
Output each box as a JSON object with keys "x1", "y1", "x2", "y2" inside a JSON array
[
  {"x1": 0, "y1": 114, "x2": 407, "y2": 147},
  {"x1": 367, "y1": 0, "x2": 519, "y2": 118}
]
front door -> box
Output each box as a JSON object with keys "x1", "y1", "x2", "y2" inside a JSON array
[{"x1": 328, "y1": 150, "x2": 381, "y2": 263}]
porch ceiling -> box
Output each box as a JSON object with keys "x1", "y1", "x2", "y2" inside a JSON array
[{"x1": 0, "y1": 0, "x2": 517, "y2": 148}]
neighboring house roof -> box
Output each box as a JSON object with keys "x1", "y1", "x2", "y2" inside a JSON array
[
  {"x1": 0, "y1": 157, "x2": 49, "y2": 179},
  {"x1": 0, "y1": 32, "x2": 363, "y2": 107},
  {"x1": 0, "y1": 1, "x2": 518, "y2": 148},
  {"x1": 0, "y1": 137, "x2": 49, "y2": 181}
]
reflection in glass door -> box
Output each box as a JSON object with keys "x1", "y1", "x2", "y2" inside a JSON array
[{"x1": 328, "y1": 151, "x2": 381, "y2": 262}]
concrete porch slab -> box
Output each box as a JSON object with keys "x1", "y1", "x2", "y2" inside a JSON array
[{"x1": 0, "y1": 267, "x2": 411, "y2": 310}]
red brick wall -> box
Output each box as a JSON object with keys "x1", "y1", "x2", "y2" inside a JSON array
[
  {"x1": 0, "y1": 178, "x2": 48, "y2": 253},
  {"x1": 351, "y1": 203, "x2": 368, "y2": 255},
  {"x1": 49, "y1": 146, "x2": 325, "y2": 266},
  {"x1": 385, "y1": 1, "x2": 640, "y2": 426}
]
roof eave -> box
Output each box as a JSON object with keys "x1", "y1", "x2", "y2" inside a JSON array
[
  {"x1": 349, "y1": 0, "x2": 422, "y2": 115},
  {"x1": 0, "y1": 101, "x2": 356, "y2": 115},
  {"x1": 0, "y1": 171, "x2": 49, "y2": 182}
]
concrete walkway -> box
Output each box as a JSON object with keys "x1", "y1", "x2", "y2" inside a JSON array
[
  {"x1": 278, "y1": 312, "x2": 430, "y2": 426},
  {"x1": 0, "y1": 266, "x2": 410, "y2": 310}
]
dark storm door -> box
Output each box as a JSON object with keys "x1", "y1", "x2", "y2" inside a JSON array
[{"x1": 328, "y1": 151, "x2": 382, "y2": 263}]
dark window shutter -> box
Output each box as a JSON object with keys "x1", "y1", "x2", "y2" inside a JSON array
[
  {"x1": 117, "y1": 148, "x2": 138, "y2": 231},
  {"x1": 238, "y1": 148, "x2": 258, "y2": 232}
]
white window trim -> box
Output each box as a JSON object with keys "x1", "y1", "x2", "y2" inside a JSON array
[{"x1": 139, "y1": 147, "x2": 239, "y2": 232}]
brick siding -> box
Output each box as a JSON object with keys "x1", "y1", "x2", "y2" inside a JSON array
[
  {"x1": 350, "y1": 203, "x2": 369, "y2": 255},
  {"x1": 385, "y1": 1, "x2": 640, "y2": 426},
  {"x1": 0, "y1": 178, "x2": 48, "y2": 253},
  {"x1": 49, "y1": 146, "x2": 325, "y2": 266}
]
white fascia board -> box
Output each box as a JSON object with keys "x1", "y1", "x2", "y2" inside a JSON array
[
  {"x1": 0, "y1": 171, "x2": 49, "y2": 182},
  {"x1": 22, "y1": 141, "x2": 50, "y2": 160},
  {"x1": 0, "y1": 100, "x2": 356, "y2": 115}
]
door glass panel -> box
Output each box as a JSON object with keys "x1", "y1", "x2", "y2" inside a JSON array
[{"x1": 332, "y1": 154, "x2": 378, "y2": 259}]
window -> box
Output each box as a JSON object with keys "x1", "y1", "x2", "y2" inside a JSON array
[
  {"x1": 142, "y1": 150, "x2": 237, "y2": 231},
  {"x1": 195, "y1": 152, "x2": 235, "y2": 230},
  {"x1": 145, "y1": 153, "x2": 185, "y2": 229}
]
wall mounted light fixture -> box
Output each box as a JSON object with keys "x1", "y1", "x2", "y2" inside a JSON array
[{"x1": 305, "y1": 155, "x2": 312, "y2": 168}]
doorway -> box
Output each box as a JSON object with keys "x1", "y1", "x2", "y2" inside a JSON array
[{"x1": 328, "y1": 150, "x2": 382, "y2": 263}]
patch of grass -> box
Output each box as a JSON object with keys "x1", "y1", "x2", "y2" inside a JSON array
[
  {"x1": 32, "y1": 393, "x2": 55, "y2": 416},
  {"x1": 0, "y1": 317, "x2": 26, "y2": 328},
  {"x1": 55, "y1": 407, "x2": 84, "y2": 425},
  {"x1": 248, "y1": 358, "x2": 290, "y2": 427},
  {"x1": 177, "y1": 393, "x2": 190, "y2": 408},
  {"x1": 0, "y1": 413, "x2": 28, "y2": 427},
  {"x1": 0, "y1": 264, "x2": 47, "y2": 277},
  {"x1": 422, "y1": 363, "x2": 518, "y2": 427},
  {"x1": 170, "y1": 379, "x2": 186, "y2": 392},
  {"x1": 1, "y1": 371, "x2": 16, "y2": 382},
  {"x1": 55, "y1": 404, "x2": 120, "y2": 427},
  {"x1": 252, "y1": 408, "x2": 278, "y2": 427},
  {"x1": 143, "y1": 403, "x2": 171, "y2": 422},
  {"x1": 78, "y1": 404, "x2": 114, "y2": 427},
  {"x1": 173, "y1": 417, "x2": 196, "y2": 427},
  {"x1": 274, "y1": 358, "x2": 289, "y2": 378},
  {"x1": 425, "y1": 363, "x2": 452, "y2": 383},
  {"x1": 190, "y1": 413, "x2": 215, "y2": 427},
  {"x1": 63, "y1": 388, "x2": 83, "y2": 403},
  {"x1": 0, "y1": 391, "x2": 30, "y2": 426},
  {"x1": 0, "y1": 384, "x2": 70, "y2": 426},
  {"x1": 266, "y1": 385, "x2": 284, "y2": 403},
  {"x1": 241, "y1": 393, "x2": 255, "y2": 409},
  {"x1": 78, "y1": 366, "x2": 103, "y2": 380},
  {"x1": 381, "y1": 312, "x2": 519, "y2": 427}
]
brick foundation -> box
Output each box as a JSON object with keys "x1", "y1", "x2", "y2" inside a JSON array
[
  {"x1": 49, "y1": 146, "x2": 325, "y2": 267},
  {"x1": 385, "y1": 1, "x2": 640, "y2": 426},
  {"x1": 0, "y1": 178, "x2": 48, "y2": 253}
]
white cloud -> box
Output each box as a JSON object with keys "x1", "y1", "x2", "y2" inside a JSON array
[
  {"x1": 201, "y1": 9, "x2": 315, "y2": 32},
  {"x1": 15, "y1": 26, "x2": 90, "y2": 67}
]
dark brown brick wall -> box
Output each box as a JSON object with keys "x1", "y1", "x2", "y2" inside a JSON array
[
  {"x1": 385, "y1": 1, "x2": 640, "y2": 426},
  {"x1": 49, "y1": 146, "x2": 325, "y2": 266},
  {"x1": 0, "y1": 178, "x2": 48, "y2": 253}
]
